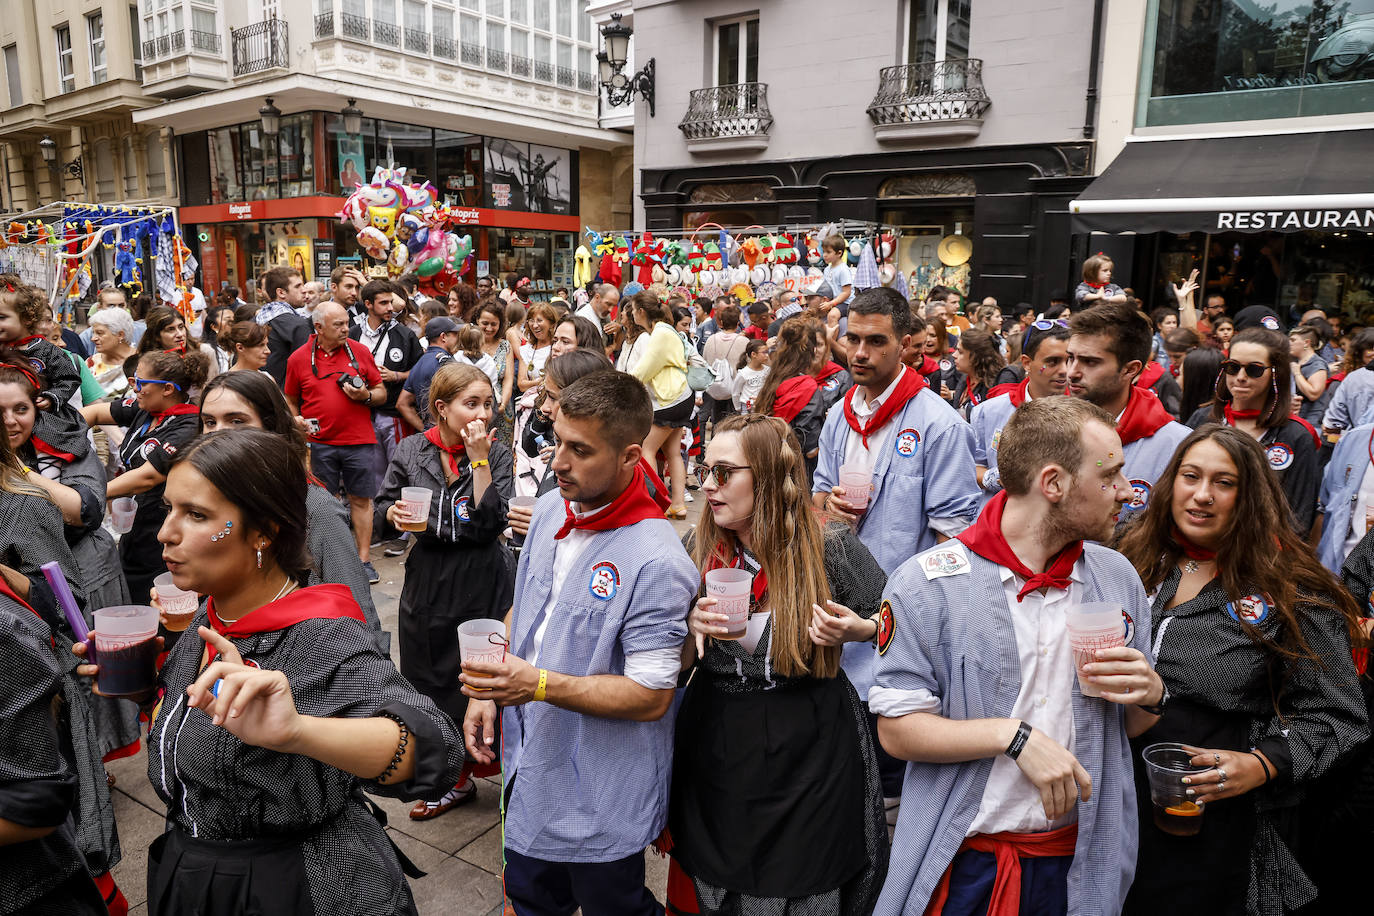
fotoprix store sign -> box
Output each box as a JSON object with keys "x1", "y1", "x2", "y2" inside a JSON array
[{"x1": 1217, "y1": 209, "x2": 1374, "y2": 231}]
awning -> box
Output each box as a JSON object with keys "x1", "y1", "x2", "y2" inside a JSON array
[{"x1": 1070, "y1": 129, "x2": 1374, "y2": 235}]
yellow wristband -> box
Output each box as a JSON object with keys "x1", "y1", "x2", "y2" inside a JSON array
[
  {"x1": 533, "y1": 668, "x2": 548, "y2": 702},
  {"x1": 471, "y1": 459, "x2": 490, "y2": 469}
]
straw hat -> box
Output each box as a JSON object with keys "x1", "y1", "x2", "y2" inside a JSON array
[{"x1": 937, "y1": 234, "x2": 973, "y2": 267}]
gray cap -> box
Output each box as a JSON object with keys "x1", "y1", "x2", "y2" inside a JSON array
[{"x1": 424, "y1": 316, "x2": 460, "y2": 339}]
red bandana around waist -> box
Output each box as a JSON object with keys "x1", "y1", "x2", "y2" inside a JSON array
[
  {"x1": 424, "y1": 425, "x2": 466, "y2": 475},
  {"x1": 925, "y1": 824, "x2": 1079, "y2": 916},
  {"x1": 1115, "y1": 387, "x2": 1173, "y2": 446},
  {"x1": 705, "y1": 545, "x2": 769, "y2": 606},
  {"x1": 772, "y1": 375, "x2": 820, "y2": 423},
  {"x1": 842, "y1": 367, "x2": 927, "y2": 448},
  {"x1": 554, "y1": 459, "x2": 668, "y2": 540},
  {"x1": 204, "y1": 584, "x2": 366, "y2": 663},
  {"x1": 957, "y1": 491, "x2": 1083, "y2": 602}
]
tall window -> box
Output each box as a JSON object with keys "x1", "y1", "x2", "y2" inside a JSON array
[
  {"x1": 56, "y1": 25, "x2": 75, "y2": 92},
  {"x1": 4, "y1": 44, "x2": 21, "y2": 107},
  {"x1": 130, "y1": 6, "x2": 142, "y2": 77},
  {"x1": 88, "y1": 13, "x2": 107, "y2": 84},
  {"x1": 906, "y1": 0, "x2": 971, "y2": 64},
  {"x1": 192, "y1": 7, "x2": 217, "y2": 42},
  {"x1": 715, "y1": 17, "x2": 758, "y2": 86}
]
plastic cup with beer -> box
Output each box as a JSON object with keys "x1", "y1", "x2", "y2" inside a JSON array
[
  {"x1": 1065, "y1": 601, "x2": 1125, "y2": 698},
  {"x1": 398, "y1": 487, "x2": 433, "y2": 532},
  {"x1": 459, "y1": 619, "x2": 508, "y2": 690},
  {"x1": 1142, "y1": 742, "x2": 1212, "y2": 836},
  {"x1": 91, "y1": 605, "x2": 160, "y2": 698},
  {"x1": 838, "y1": 463, "x2": 872, "y2": 512},
  {"x1": 109, "y1": 497, "x2": 136, "y2": 535},
  {"x1": 153, "y1": 572, "x2": 200, "y2": 633},
  {"x1": 704, "y1": 568, "x2": 753, "y2": 639}
]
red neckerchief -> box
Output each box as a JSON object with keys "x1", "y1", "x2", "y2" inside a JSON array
[
  {"x1": 1085, "y1": 281, "x2": 1107, "y2": 290},
  {"x1": 424, "y1": 425, "x2": 466, "y2": 475},
  {"x1": 31, "y1": 436, "x2": 75, "y2": 462},
  {"x1": 1171, "y1": 526, "x2": 1217, "y2": 562},
  {"x1": 1137, "y1": 361, "x2": 1164, "y2": 390},
  {"x1": 914, "y1": 355, "x2": 939, "y2": 378},
  {"x1": 13, "y1": 334, "x2": 44, "y2": 349},
  {"x1": 150, "y1": 402, "x2": 199, "y2": 429},
  {"x1": 554, "y1": 459, "x2": 668, "y2": 540},
  {"x1": 964, "y1": 376, "x2": 983, "y2": 407},
  {"x1": 1223, "y1": 404, "x2": 1263, "y2": 425},
  {"x1": 0, "y1": 573, "x2": 39, "y2": 619},
  {"x1": 1115, "y1": 387, "x2": 1174, "y2": 445},
  {"x1": 705, "y1": 544, "x2": 768, "y2": 606},
  {"x1": 957, "y1": 491, "x2": 1083, "y2": 602},
  {"x1": 772, "y1": 375, "x2": 819, "y2": 423},
  {"x1": 814, "y1": 361, "x2": 845, "y2": 384},
  {"x1": 842, "y1": 367, "x2": 928, "y2": 448},
  {"x1": 1005, "y1": 378, "x2": 1031, "y2": 408},
  {"x1": 204, "y1": 583, "x2": 365, "y2": 663}
]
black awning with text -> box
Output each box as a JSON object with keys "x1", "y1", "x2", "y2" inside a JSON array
[{"x1": 1070, "y1": 129, "x2": 1374, "y2": 235}]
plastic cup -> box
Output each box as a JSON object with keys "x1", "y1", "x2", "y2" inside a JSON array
[
  {"x1": 508, "y1": 495, "x2": 538, "y2": 548},
  {"x1": 1142, "y1": 742, "x2": 1211, "y2": 836},
  {"x1": 704, "y1": 568, "x2": 753, "y2": 639},
  {"x1": 838, "y1": 463, "x2": 872, "y2": 511},
  {"x1": 459, "y1": 619, "x2": 508, "y2": 691},
  {"x1": 398, "y1": 487, "x2": 432, "y2": 532},
  {"x1": 153, "y1": 572, "x2": 199, "y2": 633},
  {"x1": 1065, "y1": 601, "x2": 1125, "y2": 698},
  {"x1": 91, "y1": 605, "x2": 160, "y2": 698},
  {"x1": 109, "y1": 497, "x2": 136, "y2": 535}
]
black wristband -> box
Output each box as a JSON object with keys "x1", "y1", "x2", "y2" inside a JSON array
[
  {"x1": 1138, "y1": 681, "x2": 1170, "y2": 717},
  {"x1": 1249, "y1": 749, "x2": 1273, "y2": 784},
  {"x1": 1005, "y1": 720, "x2": 1032, "y2": 759}
]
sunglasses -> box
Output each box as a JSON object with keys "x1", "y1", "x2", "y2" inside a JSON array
[
  {"x1": 1022, "y1": 318, "x2": 1068, "y2": 350},
  {"x1": 1220, "y1": 361, "x2": 1270, "y2": 379},
  {"x1": 696, "y1": 462, "x2": 750, "y2": 487},
  {"x1": 133, "y1": 376, "x2": 184, "y2": 392}
]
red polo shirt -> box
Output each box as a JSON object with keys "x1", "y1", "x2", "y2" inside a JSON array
[{"x1": 284, "y1": 335, "x2": 383, "y2": 446}]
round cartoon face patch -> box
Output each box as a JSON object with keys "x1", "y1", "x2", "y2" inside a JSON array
[
  {"x1": 877, "y1": 600, "x2": 895, "y2": 655},
  {"x1": 1266, "y1": 443, "x2": 1294, "y2": 471},
  {"x1": 589, "y1": 561, "x2": 620, "y2": 601},
  {"x1": 454, "y1": 496, "x2": 470, "y2": 522},
  {"x1": 1121, "y1": 609, "x2": 1135, "y2": 644},
  {"x1": 1127, "y1": 479, "x2": 1151, "y2": 511},
  {"x1": 1225, "y1": 593, "x2": 1271, "y2": 625},
  {"x1": 939, "y1": 359, "x2": 952, "y2": 372},
  {"x1": 1261, "y1": 316, "x2": 1279, "y2": 330},
  {"x1": 895, "y1": 428, "x2": 921, "y2": 458}
]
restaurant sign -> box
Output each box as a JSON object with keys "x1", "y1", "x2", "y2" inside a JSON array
[{"x1": 1217, "y1": 209, "x2": 1374, "y2": 231}]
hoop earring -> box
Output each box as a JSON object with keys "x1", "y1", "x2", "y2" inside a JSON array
[
  {"x1": 256, "y1": 547, "x2": 263, "y2": 569},
  {"x1": 210, "y1": 520, "x2": 233, "y2": 542}
]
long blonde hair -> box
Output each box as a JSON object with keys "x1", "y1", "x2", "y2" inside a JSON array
[{"x1": 692, "y1": 414, "x2": 836, "y2": 678}]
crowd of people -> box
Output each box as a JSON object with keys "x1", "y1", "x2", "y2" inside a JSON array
[{"x1": 2, "y1": 239, "x2": 1373, "y2": 916}]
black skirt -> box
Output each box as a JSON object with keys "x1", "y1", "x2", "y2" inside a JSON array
[
  {"x1": 669, "y1": 673, "x2": 868, "y2": 899},
  {"x1": 147, "y1": 827, "x2": 316, "y2": 916}
]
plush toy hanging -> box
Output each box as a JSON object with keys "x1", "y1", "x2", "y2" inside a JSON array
[
  {"x1": 595, "y1": 234, "x2": 618, "y2": 286},
  {"x1": 739, "y1": 237, "x2": 761, "y2": 270},
  {"x1": 574, "y1": 244, "x2": 593, "y2": 288},
  {"x1": 686, "y1": 241, "x2": 705, "y2": 275},
  {"x1": 774, "y1": 232, "x2": 797, "y2": 266},
  {"x1": 631, "y1": 231, "x2": 653, "y2": 286},
  {"x1": 703, "y1": 240, "x2": 723, "y2": 271}
]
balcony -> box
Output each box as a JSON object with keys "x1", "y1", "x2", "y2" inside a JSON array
[
  {"x1": 678, "y1": 83, "x2": 773, "y2": 153},
  {"x1": 231, "y1": 19, "x2": 289, "y2": 77},
  {"x1": 866, "y1": 59, "x2": 991, "y2": 142},
  {"x1": 139, "y1": 26, "x2": 228, "y2": 98}
]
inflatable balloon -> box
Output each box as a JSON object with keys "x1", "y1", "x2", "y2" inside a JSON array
[
  {"x1": 416, "y1": 256, "x2": 444, "y2": 278},
  {"x1": 357, "y1": 226, "x2": 389, "y2": 260}
]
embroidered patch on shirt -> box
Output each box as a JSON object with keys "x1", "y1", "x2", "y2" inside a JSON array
[
  {"x1": 877, "y1": 600, "x2": 895, "y2": 655},
  {"x1": 921, "y1": 547, "x2": 970, "y2": 580},
  {"x1": 1265, "y1": 443, "x2": 1294, "y2": 470},
  {"x1": 1121, "y1": 609, "x2": 1135, "y2": 644},
  {"x1": 991, "y1": 427, "x2": 1003, "y2": 452},
  {"x1": 1261, "y1": 316, "x2": 1280, "y2": 330},
  {"x1": 1127, "y1": 479, "x2": 1151, "y2": 510},
  {"x1": 389, "y1": 347, "x2": 403, "y2": 363},
  {"x1": 454, "y1": 496, "x2": 470, "y2": 522},
  {"x1": 589, "y1": 561, "x2": 620, "y2": 601},
  {"x1": 939, "y1": 359, "x2": 952, "y2": 372},
  {"x1": 1225, "y1": 593, "x2": 1271, "y2": 625},
  {"x1": 895, "y1": 427, "x2": 921, "y2": 458}
]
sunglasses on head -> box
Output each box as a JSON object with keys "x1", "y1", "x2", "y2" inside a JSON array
[
  {"x1": 1022, "y1": 318, "x2": 1069, "y2": 350},
  {"x1": 133, "y1": 376, "x2": 184, "y2": 392},
  {"x1": 1220, "y1": 361, "x2": 1269, "y2": 379},
  {"x1": 696, "y1": 462, "x2": 750, "y2": 487}
]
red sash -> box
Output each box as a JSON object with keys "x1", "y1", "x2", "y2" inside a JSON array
[
  {"x1": 957, "y1": 491, "x2": 1083, "y2": 602},
  {"x1": 554, "y1": 459, "x2": 668, "y2": 540},
  {"x1": 772, "y1": 375, "x2": 819, "y2": 423},
  {"x1": 1115, "y1": 387, "x2": 1173, "y2": 446},
  {"x1": 842, "y1": 367, "x2": 927, "y2": 448},
  {"x1": 205, "y1": 584, "x2": 366, "y2": 663},
  {"x1": 925, "y1": 824, "x2": 1079, "y2": 916}
]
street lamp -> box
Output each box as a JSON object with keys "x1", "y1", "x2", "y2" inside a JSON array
[
  {"x1": 597, "y1": 12, "x2": 654, "y2": 117},
  {"x1": 259, "y1": 97, "x2": 282, "y2": 136},
  {"x1": 341, "y1": 98, "x2": 363, "y2": 135},
  {"x1": 38, "y1": 134, "x2": 84, "y2": 184}
]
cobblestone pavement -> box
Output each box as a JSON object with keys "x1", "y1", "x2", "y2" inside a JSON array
[{"x1": 109, "y1": 489, "x2": 703, "y2": 914}]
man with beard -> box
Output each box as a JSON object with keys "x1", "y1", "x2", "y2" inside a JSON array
[
  {"x1": 870, "y1": 396, "x2": 1164, "y2": 916},
  {"x1": 1066, "y1": 301, "x2": 1190, "y2": 526}
]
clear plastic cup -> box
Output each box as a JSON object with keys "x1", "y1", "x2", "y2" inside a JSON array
[
  {"x1": 153, "y1": 572, "x2": 199, "y2": 633},
  {"x1": 91, "y1": 605, "x2": 160, "y2": 697},
  {"x1": 705, "y1": 568, "x2": 753, "y2": 639},
  {"x1": 398, "y1": 486, "x2": 433, "y2": 532},
  {"x1": 459, "y1": 619, "x2": 508, "y2": 691},
  {"x1": 1066, "y1": 601, "x2": 1125, "y2": 698},
  {"x1": 109, "y1": 497, "x2": 136, "y2": 535},
  {"x1": 838, "y1": 463, "x2": 872, "y2": 511},
  {"x1": 1142, "y1": 742, "x2": 1211, "y2": 836},
  {"x1": 508, "y1": 494, "x2": 538, "y2": 547}
]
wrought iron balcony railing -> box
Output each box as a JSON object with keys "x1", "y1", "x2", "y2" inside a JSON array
[
  {"x1": 231, "y1": 19, "x2": 288, "y2": 75},
  {"x1": 314, "y1": 11, "x2": 335, "y2": 39},
  {"x1": 373, "y1": 20, "x2": 400, "y2": 47},
  {"x1": 190, "y1": 30, "x2": 220, "y2": 53},
  {"x1": 434, "y1": 36, "x2": 457, "y2": 60},
  {"x1": 341, "y1": 12, "x2": 370, "y2": 41},
  {"x1": 866, "y1": 59, "x2": 991, "y2": 128},
  {"x1": 404, "y1": 27, "x2": 429, "y2": 53},
  {"x1": 679, "y1": 83, "x2": 773, "y2": 144}
]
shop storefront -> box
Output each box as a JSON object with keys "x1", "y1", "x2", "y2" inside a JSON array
[{"x1": 177, "y1": 112, "x2": 580, "y2": 296}]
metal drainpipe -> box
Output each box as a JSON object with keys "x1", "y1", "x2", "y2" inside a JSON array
[{"x1": 1083, "y1": 0, "x2": 1106, "y2": 141}]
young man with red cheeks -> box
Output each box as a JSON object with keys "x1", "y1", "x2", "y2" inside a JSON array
[
  {"x1": 871, "y1": 397, "x2": 1164, "y2": 916},
  {"x1": 1066, "y1": 301, "x2": 1191, "y2": 526}
]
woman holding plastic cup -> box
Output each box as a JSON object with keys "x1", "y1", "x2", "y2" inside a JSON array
[
  {"x1": 74, "y1": 429, "x2": 464, "y2": 916},
  {"x1": 376, "y1": 361, "x2": 515, "y2": 820},
  {"x1": 672, "y1": 413, "x2": 889, "y2": 916},
  {"x1": 1116, "y1": 423, "x2": 1367, "y2": 913}
]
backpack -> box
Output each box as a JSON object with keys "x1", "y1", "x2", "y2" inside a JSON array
[
  {"x1": 705, "y1": 334, "x2": 740, "y2": 400},
  {"x1": 682, "y1": 333, "x2": 716, "y2": 393}
]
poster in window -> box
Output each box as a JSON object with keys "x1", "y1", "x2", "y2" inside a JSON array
[
  {"x1": 526, "y1": 144, "x2": 571, "y2": 214},
  {"x1": 286, "y1": 237, "x2": 313, "y2": 281},
  {"x1": 337, "y1": 133, "x2": 365, "y2": 193},
  {"x1": 485, "y1": 139, "x2": 528, "y2": 210}
]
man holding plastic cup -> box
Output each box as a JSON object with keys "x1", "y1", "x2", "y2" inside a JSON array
[
  {"x1": 870, "y1": 397, "x2": 1166, "y2": 916},
  {"x1": 460, "y1": 370, "x2": 697, "y2": 916}
]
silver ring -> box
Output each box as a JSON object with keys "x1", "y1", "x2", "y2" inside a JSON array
[
  {"x1": 1213, "y1": 753, "x2": 1221, "y2": 766},
  {"x1": 1217, "y1": 767, "x2": 1227, "y2": 784}
]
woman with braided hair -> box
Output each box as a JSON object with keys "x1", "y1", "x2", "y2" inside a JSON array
[{"x1": 671, "y1": 413, "x2": 889, "y2": 916}]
